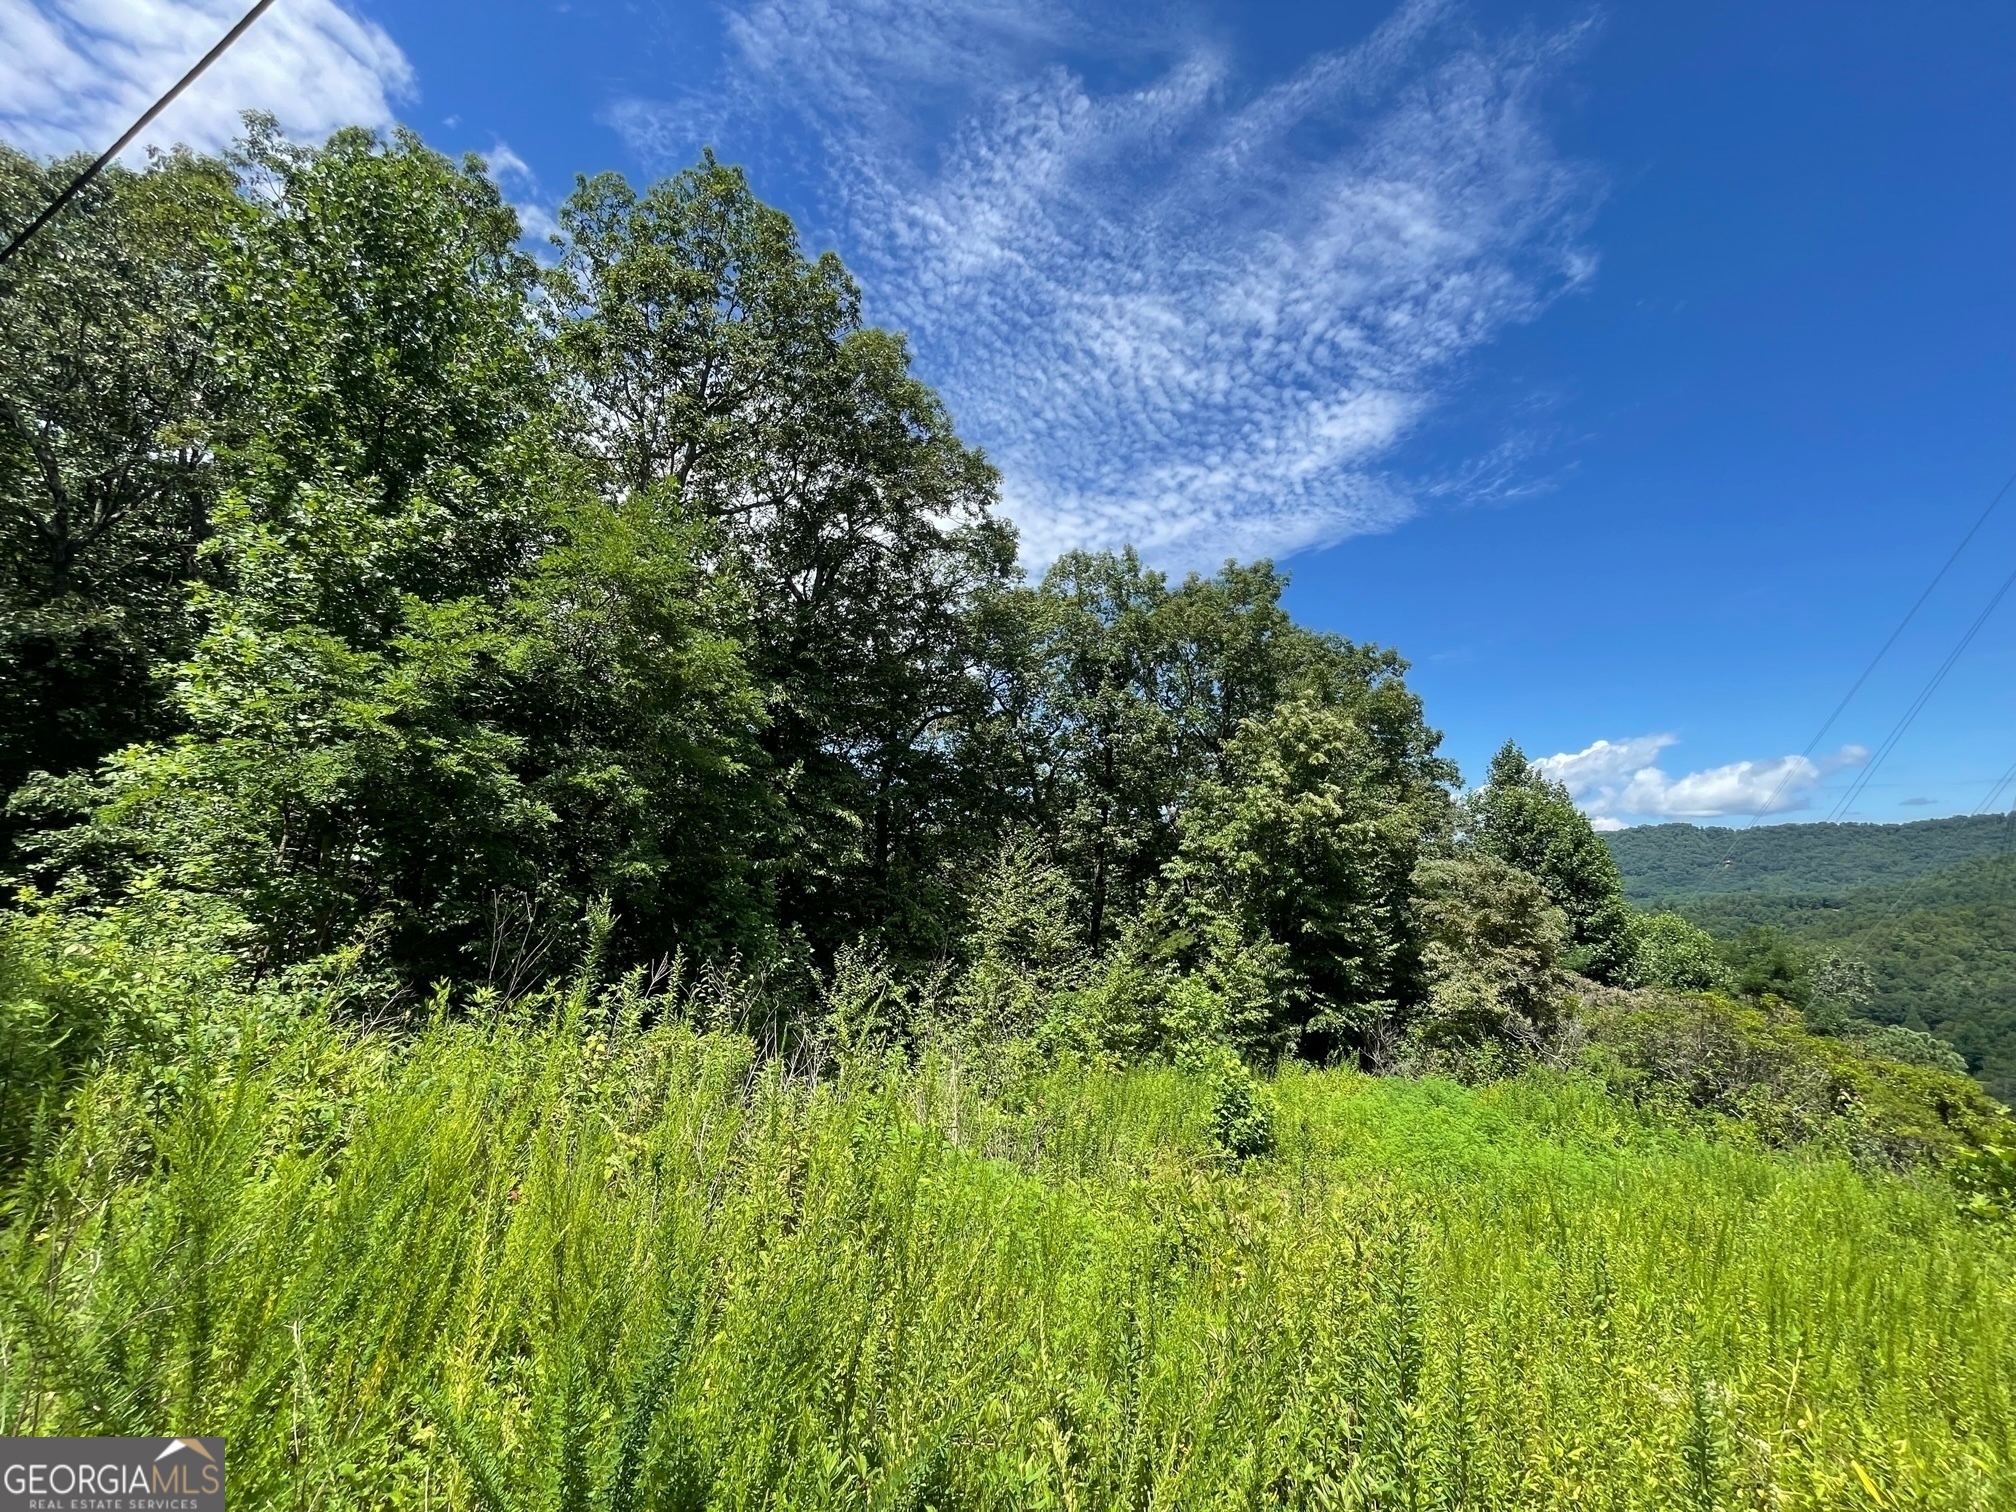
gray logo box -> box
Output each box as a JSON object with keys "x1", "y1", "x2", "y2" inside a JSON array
[{"x1": 1, "y1": 1438, "x2": 225, "y2": 1511}]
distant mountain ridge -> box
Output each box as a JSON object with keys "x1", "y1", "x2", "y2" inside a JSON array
[
  {"x1": 1606, "y1": 815, "x2": 2016, "y2": 1102},
  {"x1": 1604, "y1": 813, "x2": 2016, "y2": 904}
]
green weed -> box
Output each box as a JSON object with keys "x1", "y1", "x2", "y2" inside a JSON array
[{"x1": 4, "y1": 998, "x2": 2013, "y2": 1509}]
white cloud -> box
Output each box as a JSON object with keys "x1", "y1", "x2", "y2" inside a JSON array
[
  {"x1": 514, "y1": 200, "x2": 562, "y2": 246},
  {"x1": 0, "y1": 0, "x2": 413, "y2": 161},
  {"x1": 609, "y1": 0, "x2": 1596, "y2": 569},
  {"x1": 481, "y1": 138, "x2": 562, "y2": 252},
  {"x1": 1536, "y1": 735, "x2": 1870, "y2": 825},
  {"x1": 483, "y1": 139, "x2": 536, "y2": 193},
  {"x1": 1533, "y1": 733, "x2": 1676, "y2": 798}
]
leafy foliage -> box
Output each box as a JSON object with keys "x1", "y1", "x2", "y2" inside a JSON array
[
  {"x1": 1617, "y1": 831, "x2": 2016, "y2": 1099},
  {"x1": 1467, "y1": 741, "x2": 1635, "y2": 981},
  {"x1": 1843, "y1": 1019, "x2": 1970, "y2": 1075},
  {"x1": 549, "y1": 156, "x2": 1017, "y2": 961},
  {"x1": 987, "y1": 552, "x2": 1447, "y2": 951},
  {"x1": 1625, "y1": 910, "x2": 1730, "y2": 992},
  {"x1": 58, "y1": 490, "x2": 768, "y2": 975},
  {"x1": 0, "y1": 144, "x2": 239, "y2": 817},
  {"x1": 1579, "y1": 983, "x2": 2011, "y2": 1172},
  {"x1": 1165, "y1": 697, "x2": 1452, "y2": 1058},
  {"x1": 1411, "y1": 854, "x2": 1569, "y2": 1050},
  {"x1": 3, "y1": 114, "x2": 2015, "y2": 1510}
]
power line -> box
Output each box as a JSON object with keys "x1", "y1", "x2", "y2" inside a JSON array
[
  {"x1": 1827, "y1": 552, "x2": 2016, "y2": 822},
  {"x1": 1973, "y1": 754, "x2": 2016, "y2": 817},
  {"x1": 0, "y1": 0, "x2": 278, "y2": 268},
  {"x1": 1719, "y1": 464, "x2": 2016, "y2": 859}
]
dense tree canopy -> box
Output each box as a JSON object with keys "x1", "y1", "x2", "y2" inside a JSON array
[
  {"x1": 549, "y1": 155, "x2": 1017, "y2": 960},
  {"x1": 1622, "y1": 843, "x2": 2016, "y2": 1100},
  {"x1": 0, "y1": 143, "x2": 238, "y2": 808},
  {"x1": 0, "y1": 120, "x2": 1977, "y2": 1084}
]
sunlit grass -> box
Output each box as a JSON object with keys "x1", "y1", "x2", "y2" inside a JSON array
[{"x1": 5, "y1": 1000, "x2": 2013, "y2": 1509}]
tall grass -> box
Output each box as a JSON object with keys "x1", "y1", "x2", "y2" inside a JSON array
[{"x1": 3, "y1": 990, "x2": 2013, "y2": 1510}]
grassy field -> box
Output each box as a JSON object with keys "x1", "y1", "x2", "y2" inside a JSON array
[{"x1": 5, "y1": 984, "x2": 2014, "y2": 1511}]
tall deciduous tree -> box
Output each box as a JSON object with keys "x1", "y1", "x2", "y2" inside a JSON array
[
  {"x1": 0, "y1": 144, "x2": 238, "y2": 811},
  {"x1": 546, "y1": 158, "x2": 1016, "y2": 959},
  {"x1": 24, "y1": 127, "x2": 772, "y2": 978},
  {"x1": 992, "y1": 551, "x2": 1455, "y2": 955},
  {"x1": 1467, "y1": 741, "x2": 1635, "y2": 981},
  {"x1": 207, "y1": 118, "x2": 547, "y2": 624}
]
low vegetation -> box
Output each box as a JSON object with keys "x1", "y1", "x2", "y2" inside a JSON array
[{"x1": 5, "y1": 913, "x2": 2015, "y2": 1510}]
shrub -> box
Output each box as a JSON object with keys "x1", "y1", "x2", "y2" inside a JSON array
[
  {"x1": 1843, "y1": 1019, "x2": 1969, "y2": 1074},
  {"x1": 1626, "y1": 911, "x2": 1730, "y2": 992},
  {"x1": 1183, "y1": 1039, "x2": 1277, "y2": 1160},
  {"x1": 1580, "y1": 983, "x2": 2010, "y2": 1176},
  {"x1": 948, "y1": 836, "x2": 1087, "y2": 1046},
  {"x1": 1805, "y1": 951, "x2": 1877, "y2": 1033},
  {"x1": 1411, "y1": 854, "x2": 1569, "y2": 1050}
]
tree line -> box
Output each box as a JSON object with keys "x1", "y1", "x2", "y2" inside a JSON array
[{"x1": 0, "y1": 120, "x2": 1892, "y2": 1073}]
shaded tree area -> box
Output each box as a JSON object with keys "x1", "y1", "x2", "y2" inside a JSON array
[
  {"x1": 2, "y1": 119, "x2": 1861, "y2": 1073},
  {"x1": 0, "y1": 142, "x2": 239, "y2": 810}
]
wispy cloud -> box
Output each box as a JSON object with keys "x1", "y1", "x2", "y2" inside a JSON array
[
  {"x1": 1536, "y1": 734, "x2": 1871, "y2": 825},
  {"x1": 609, "y1": 0, "x2": 1597, "y2": 568},
  {"x1": 482, "y1": 139, "x2": 536, "y2": 192},
  {"x1": 481, "y1": 138, "x2": 562, "y2": 249},
  {"x1": 0, "y1": 0, "x2": 412, "y2": 161}
]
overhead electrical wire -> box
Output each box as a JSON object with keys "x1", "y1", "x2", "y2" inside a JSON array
[
  {"x1": 1739, "y1": 602, "x2": 2016, "y2": 1035},
  {"x1": 1802, "y1": 743, "x2": 2016, "y2": 1020},
  {"x1": 1972, "y1": 754, "x2": 2016, "y2": 817},
  {"x1": 1718, "y1": 465, "x2": 2016, "y2": 863},
  {"x1": 0, "y1": 0, "x2": 278, "y2": 268},
  {"x1": 1825, "y1": 554, "x2": 2016, "y2": 823}
]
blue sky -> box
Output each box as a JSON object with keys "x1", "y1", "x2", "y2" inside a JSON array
[{"x1": 5, "y1": 0, "x2": 2013, "y2": 827}]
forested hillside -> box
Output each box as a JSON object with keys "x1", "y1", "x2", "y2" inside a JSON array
[
  {"x1": 1606, "y1": 813, "x2": 2016, "y2": 901},
  {"x1": 1618, "y1": 833, "x2": 2016, "y2": 1100},
  {"x1": 5, "y1": 123, "x2": 2014, "y2": 1508}
]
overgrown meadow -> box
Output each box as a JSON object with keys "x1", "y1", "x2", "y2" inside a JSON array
[{"x1": 4, "y1": 911, "x2": 2015, "y2": 1511}]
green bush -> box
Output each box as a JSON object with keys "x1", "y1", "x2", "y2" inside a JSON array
[
  {"x1": 1180, "y1": 1039, "x2": 1277, "y2": 1160},
  {"x1": 1626, "y1": 911, "x2": 1730, "y2": 991},
  {"x1": 1579, "y1": 983, "x2": 2009, "y2": 1174},
  {"x1": 1411, "y1": 853, "x2": 1569, "y2": 1049},
  {"x1": 1845, "y1": 1019, "x2": 1971, "y2": 1074}
]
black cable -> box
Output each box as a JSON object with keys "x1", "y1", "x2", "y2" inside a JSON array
[
  {"x1": 1718, "y1": 464, "x2": 2016, "y2": 860},
  {"x1": 1972, "y1": 754, "x2": 2016, "y2": 817},
  {"x1": 0, "y1": 0, "x2": 279, "y2": 268},
  {"x1": 1827, "y1": 553, "x2": 2016, "y2": 822}
]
